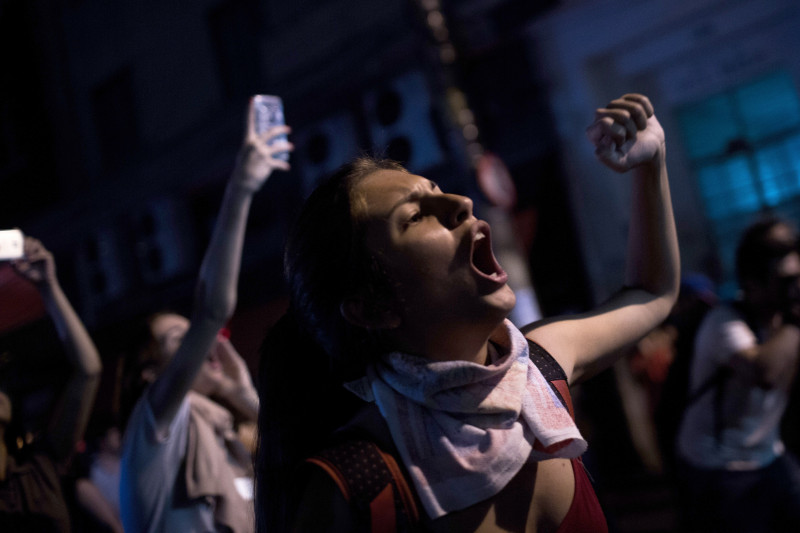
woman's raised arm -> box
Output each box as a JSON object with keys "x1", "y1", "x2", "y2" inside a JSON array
[
  {"x1": 526, "y1": 93, "x2": 680, "y2": 384},
  {"x1": 147, "y1": 99, "x2": 293, "y2": 431}
]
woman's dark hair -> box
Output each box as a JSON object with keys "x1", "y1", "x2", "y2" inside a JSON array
[
  {"x1": 285, "y1": 157, "x2": 406, "y2": 373},
  {"x1": 736, "y1": 216, "x2": 798, "y2": 285},
  {"x1": 255, "y1": 157, "x2": 406, "y2": 533}
]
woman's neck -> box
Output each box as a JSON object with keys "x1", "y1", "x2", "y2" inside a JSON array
[{"x1": 394, "y1": 320, "x2": 505, "y2": 365}]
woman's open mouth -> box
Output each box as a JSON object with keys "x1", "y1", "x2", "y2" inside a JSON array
[{"x1": 470, "y1": 221, "x2": 508, "y2": 285}]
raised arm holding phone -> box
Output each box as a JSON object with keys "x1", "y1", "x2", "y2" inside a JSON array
[
  {"x1": 1, "y1": 236, "x2": 103, "y2": 532},
  {"x1": 119, "y1": 96, "x2": 292, "y2": 533}
]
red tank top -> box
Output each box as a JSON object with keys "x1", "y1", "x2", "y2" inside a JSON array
[
  {"x1": 531, "y1": 340, "x2": 608, "y2": 533},
  {"x1": 556, "y1": 457, "x2": 608, "y2": 533}
]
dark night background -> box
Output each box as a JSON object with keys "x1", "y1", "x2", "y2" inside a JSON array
[{"x1": 3, "y1": 1, "x2": 800, "y2": 531}]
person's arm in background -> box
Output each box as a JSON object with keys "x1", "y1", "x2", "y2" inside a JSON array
[
  {"x1": 147, "y1": 99, "x2": 293, "y2": 432},
  {"x1": 526, "y1": 93, "x2": 680, "y2": 385},
  {"x1": 12, "y1": 237, "x2": 103, "y2": 462},
  {"x1": 75, "y1": 478, "x2": 125, "y2": 533},
  {"x1": 213, "y1": 334, "x2": 259, "y2": 422},
  {"x1": 205, "y1": 332, "x2": 260, "y2": 454},
  {"x1": 722, "y1": 240, "x2": 800, "y2": 390},
  {"x1": 730, "y1": 308, "x2": 800, "y2": 390}
]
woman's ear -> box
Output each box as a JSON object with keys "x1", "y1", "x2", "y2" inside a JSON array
[{"x1": 340, "y1": 297, "x2": 401, "y2": 330}]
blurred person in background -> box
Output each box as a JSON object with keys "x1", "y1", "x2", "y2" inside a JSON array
[
  {"x1": 675, "y1": 216, "x2": 800, "y2": 533},
  {"x1": 1, "y1": 236, "x2": 103, "y2": 532},
  {"x1": 118, "y1": 97, "x2": 292, "y2": 533},
  {"x1": 72, "y1": 414, "x2": 124, "y2": 533}
]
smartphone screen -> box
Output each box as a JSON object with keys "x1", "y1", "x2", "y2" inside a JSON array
[
  {"x1": 253, "y1": 94, "x2": 290, "y2": 161},
  {"x1": 0, "y1": 229, "x2": 24, "y2": 261}
]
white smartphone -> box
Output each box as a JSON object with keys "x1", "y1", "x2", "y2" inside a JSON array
[
  {"x1": 253, "y1": 94, "x2": 290, "y2": 161},
  {"x1": 0, "y1": 229, "x2": 24, "y2": 261}
]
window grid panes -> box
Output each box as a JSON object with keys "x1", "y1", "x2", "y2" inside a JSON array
[{"x1": 677, "y1": 71, "x2": 800, "y2": 298}]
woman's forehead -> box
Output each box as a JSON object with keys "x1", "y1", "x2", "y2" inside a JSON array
[{"x1": 355, "y1": 170, "x2": 432, "y2": 217}]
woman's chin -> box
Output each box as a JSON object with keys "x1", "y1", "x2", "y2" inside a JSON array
[{"x1": 486, "y1": 284, "x2": 517, "y2": 316}]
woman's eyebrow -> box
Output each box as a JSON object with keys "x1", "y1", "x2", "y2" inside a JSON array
[
  {"x1": 388, "y1": 190, "x2": 423, "y2": 214},
  {"x1": 388, "y1": 179, "x2": 439, "y2": 214}
]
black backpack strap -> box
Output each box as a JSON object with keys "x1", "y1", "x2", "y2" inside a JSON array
[
  {"x1": 306, "y1": 438, "x2": 420, "y2": 533},
  {"x1": 527, "y1": 338, "x2": 574, "y2": 418}
]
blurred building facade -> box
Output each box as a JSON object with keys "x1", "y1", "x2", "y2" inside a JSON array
[
  {"x1": 2, "y1": 0, "x2": 800, "y2": 334},
  {"x1": 530, "y1": 0, "x2": 800, "y2": 302}
]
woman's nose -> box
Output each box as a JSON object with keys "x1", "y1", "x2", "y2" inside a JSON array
[
  {"x1": 421, "y1": 193, "x2": 473, "y2": 228},
  {"x1": 442, "y1": 194, "x2": 473, "y2": 228}
]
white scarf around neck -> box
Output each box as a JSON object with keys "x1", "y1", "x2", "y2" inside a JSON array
[{"x1": 345, "y1": 319, "x2": 587, "y2": 518}]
